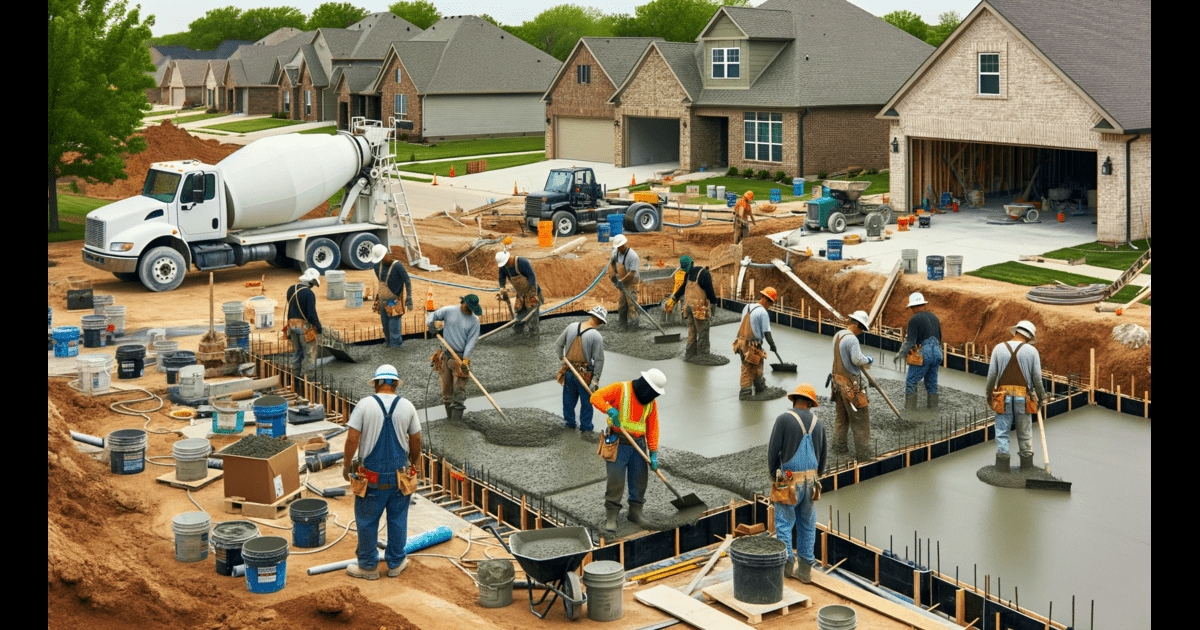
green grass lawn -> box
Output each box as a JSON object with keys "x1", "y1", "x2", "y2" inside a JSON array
[
  {"x1": 1040, "y1": 239, "x2": 1151, "y2": 274},
  {"x1": 967, "y1": 261, "x2": 1151, "y2": 305},
  {"x1": 296, "y1": 126, "x2": 339, "y2": 135},
  {"x1": 634, "y1": 172, "x2": 890, "y2": 205},
  {"x1": 49, "y1": 194, "x2": 111, "y2": 243},
  {"x1": 165, "y1": 111, "x2": 228, "y2": 125},
  {"x1": 400, "y1": 152, "x2": 545, "y2": 176},
  {"x1": 202, "y1": 117, "x2": 308, "y2": 134},
  {"x1": 393, "y1": 136, "x2": 544, "y2": 163}
]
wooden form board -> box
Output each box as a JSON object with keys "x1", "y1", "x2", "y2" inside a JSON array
[
  {"x1": 770, "y1": 259, "x2": 844, "y2": 320},
  {"x1": 635, "y1": 584, "x2": 755, "y2": 630},
  {"x1": 809, "y1": 566, "x2": 950, "y2": 630},
  {"x1": 223, "y1": 487, "x2": 303, "y2": 519},
  {"x1": 865, "y1": 260, "x2": 902, "y2": 329},
  {"x1": 701, "y1": 580, "x2": 810, "y2": 625},
  {"x1": 206, "y1": 375, "x2": 281, "y2": 399}
]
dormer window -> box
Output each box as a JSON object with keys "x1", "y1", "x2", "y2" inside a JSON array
[{"x1": 712, "y1": 48, "x2": 740, "y2": 79}]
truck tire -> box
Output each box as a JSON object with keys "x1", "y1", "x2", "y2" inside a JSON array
[
  {"x1": 266, "y1": 244, "x2": 292, "y2": 268},
  {"x1": 625, "y1": 203, "x2": 659, "y2": 233},
  {"x1": 112, "y1": 272, "x2": 140, "y2": 282},
  {"x1": 551, "y1": 210, "x2": 578, "y2": 237},
  {"x1": 828, "y1": 212, "x2": 847, "y2": 234},
  {"x1": 341, "y1": 232, "x2": 381, "y2": 270},
  {"x1": 138, "y1": 246, "x2": 187, "y2": 292},
  {"x1": 303, "y1": 237, "x2": 341, "y2": 274}
]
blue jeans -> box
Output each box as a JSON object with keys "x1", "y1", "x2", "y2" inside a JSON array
[
  {"x1": 604, "y1": 437, "x2": 648, "y2": 509},
  {"x1": 380, "y1": 308, "x2": 403, "y2": 347},
  {"x1": 773, "y1": 434, "x2": 819, "y2": 563},
  {"x1": 905, "y1": 338, "x2": 942, "y2": 395},
  {"x1": 354, "y1": 472, "x2": 412, "y2": 570},
  {"x1": 994, "y1": 396, "x2": 1033, "y2": 457},
  {"x1": 562, "y1": 371, "x2": 594, "y2": 431},
  {"x1": 288, "y1": 326, "x2": 309, "y2": 369}
]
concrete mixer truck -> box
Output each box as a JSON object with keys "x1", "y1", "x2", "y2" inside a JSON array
[{"x1": 81, "y1": 119, "x2": 429, "y2": 292}]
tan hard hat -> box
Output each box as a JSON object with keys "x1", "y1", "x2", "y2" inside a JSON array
[{"x1": 760, "y1": 287, "x2": 778, "y2": 302}]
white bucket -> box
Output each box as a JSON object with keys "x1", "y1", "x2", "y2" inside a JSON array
[
  {"x1": 178, "y1": 365, "x2": 206, "y2": 398},
  {"x1": 77, "y1": 354, "x2": 114, "y2": 395},
  {"x1": 707, "y1": 184, "x2": 717, "y2": 198},
  {"x1": 153, "y1": 339, "x2": 178, "y2": 373},
  {"x1": 246, "y1": 297, "x2": 277, "y2": 330},
  {"x1": 716, "y1": 185, "x2": 726, "y2": 200}
]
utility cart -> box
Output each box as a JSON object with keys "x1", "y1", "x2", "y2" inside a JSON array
[{"x1": 804, "y1": 180, "x2": 894, "y2": 234}]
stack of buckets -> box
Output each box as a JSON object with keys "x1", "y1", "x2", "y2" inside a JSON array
[
  {"x1": 52, "y1": 326, "x2": 80, "y2": 357},
  {"x1": 163, "y1": 350, "x2": 197, "y2": 385},
  {"x1": 538, "y1": 221, "x2": 553, "y2": 247},
  {"x1": 153, "y1": 339, "x2": 179, "y2": 372},
  {"x1": 80, "y1": 315, "x2": 108, "y2": 348},
  {"x1": 222, "y1": 301, "x2": 244, "y2": 325},
  {"x1": 344, "y1": 282, "x2": 365, "y2": 309},
  {"x1": 77, "y1": 354, "x2": 114, "y2": 395},
  {"x1": 116, "y1": 344, "x2": 146, "y2": 379},
  {"x1": 729, "y1": 537, "x2": 788, "y2": 605},
  {"x1": 226, "y1": 320, "x2": 251, "y2": 350},
  {"x1": 826, "y1": 239, "x2": 844, "y2": 261},
  {"x1": 173, "y1": 438, "x2": 212, "y2": 482},
  {"x1": 606, "y1": 214, "x2": 623, "y2": 239},
  {"x1": 92, "y1": 294, "x2": 114, "y2": 316},
  {"x1": 325, "y1": 270, "x2": 346, "y2": 300},
  {"x1": 212, "y1": 521, "x2": 259, "y2": 576},
  {"x1": 106, "y1": 428, "x2": 148, "y2": 474},
  {"x1": 104, "y1": 305, "x2": 127, "y2": 337},
  {"x1": 254, "y1": 395, "x2": 288, "y2": 438}
]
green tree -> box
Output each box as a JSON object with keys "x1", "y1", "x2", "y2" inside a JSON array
[
  {"x1": 477, "y1": 13, "x2": 500, "y2": 27},
  {"x1": 240, "y1": 6, "x2": 307, "y2": 42},
  {"x1": 387, "y1": 0, "x2": 441, "y2": 29},
  {"x1": 881, "y1": 10, "x2": 928, "y2": 42},
  {"x1": 48, "y1": 0, "x2": 156, "y2": 233},
  {"x1": 307, "y1": 2, "x2": 369, "y2": 29},
  {"x1": 924, "y1": 10, "x2": 961, "y2": 47},
  {"x1": 616, "y1": 0, "x2": 749, "y2": 42},
  {"x1": 184, "y1": 6, "x2": 244, "y2": 50},
  {"x1": 513, "y1": 5, "x2": 612, "y2": 61}
]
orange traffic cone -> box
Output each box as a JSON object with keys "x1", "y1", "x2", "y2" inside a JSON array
[
  {"x1": 450, "y1": 165, "x2": 455, "y2": 177},
  {"x1": 513, "y1": 181, "x2": 519, "y2": 195},
  {"x1": 432, "y1": 172, "x2": 438, "y2": 186},
  {"x1": 631, "y1": 174, "x2": 637, "y2": 186}
]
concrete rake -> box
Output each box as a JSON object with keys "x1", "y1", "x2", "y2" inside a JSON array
[
  {"x1": 1026, "y1": 409, "x2": 1072, "y2": 491},
  {"x1": 618, "y1": 284, "x2": 680, "y2": 343}
]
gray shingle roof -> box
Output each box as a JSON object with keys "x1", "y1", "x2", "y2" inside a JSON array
[
  {"x1": 987, "y1": 0, "x2": 1150, "y2": 131},
  {"x1": 150, "y1": 41, "x2": 250, "y2": 61},
  {"x1": 299, "y1": 44, "x2": 329, "y2": 86},
  {"x1": 319, "y1": 28, "x2": 362, "y2": 58},
  {"x1": 719, "y1": 6, "x2": 794, "y2": 39},
  {"x1": 347, "y1": 12, "x2": 422, "y2": 58},
  {"x1": 229, "y1": 30, "x2": 314, "y2": 86},
  {"x1": 256, "y1": 28, "x2": 303, "y2": 46},
  {"x1": 653, "y1": 42, "x2": 704, "y2": 101},
  {"x1": 397, "y1": 15, "x2": 561, "y2": 94},
  {"x1": 332, "y1": 64, "x2": 382, "y2": 94},
  {"x1": 207, "y1": 60, "x2": 227, "y2": 83},
  {"x1": 173, "y1": 59, "x2": 210, "y2": 85},
  {"x1": 579, "y1": 37, "x2": 663, "y2": 86},
  {"x1": 384, "y1": 41, "x2": 445, "y2": 92}
]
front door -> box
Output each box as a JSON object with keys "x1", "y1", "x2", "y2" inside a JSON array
[{"x1": 177, "y1": 172, "x2": 222, "y2": 240}]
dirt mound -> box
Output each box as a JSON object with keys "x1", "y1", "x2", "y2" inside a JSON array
[{"x1": 70, "y1": 120, "x2": 241, "y2": 200}]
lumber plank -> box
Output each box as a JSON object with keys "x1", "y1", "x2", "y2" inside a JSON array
[
  {"x1": 684, "y1": 535, "x2": 734, "y2": 596},
  {"x1": 635, "y1": 584, "x2": 754, "y2": 630},
  {"x1": 207, "y1": 375, "x2": 281, "y2": 399},
  {"x1": 866, "y1": 260, "x2": 902, "y2": 328},
  {"x1": 770, "y1": 259, "x2": 843, "y2": 320},
  {"x1": 809, "y1": 566, "x2": 949, "y2": 630}
]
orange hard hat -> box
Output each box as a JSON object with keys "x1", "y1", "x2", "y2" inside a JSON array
[
  {"x1": 745, "y1": 191, "x2": 755, "y2": 200},
  {"x1": 760, "y1": 286, "x2": 778, "y2": 302},
  {"x1": 788, "y1": 383, "x2": 819, "y2": 407}
]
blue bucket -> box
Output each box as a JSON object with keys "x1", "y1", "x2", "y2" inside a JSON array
[
  {"x1": 606, "y1": 213, "x2": 623, "y2": 237},
  {"x1": 242, "y1": 536, "x2": 289, "y2": 594},
  {"x1": 726, "y1": 192, "x2": 737, "y2": 208},
  {"x1": 827, "y1": 239, "x2": 843, "y2": 261},
  {"x1": 926, "y1": 255, "x2": 945, "y2": 281},
  {"x1": 597, "y1": 223, "x2": 611, "y2": 243},
  {"x1": 226, "y1": 320, "x2": 251, "y2": 350},
  {"x1": 290, "y1": 498, "x2": 328, "y2": 548},
  {"x1": 792, "y1": 178, "x2": 804, "y2": 197},
  {"x1": 53, "y1": 326, "x2": 81, "y2": 357},
  {"x1": 213, "y1": 407, "x2": 246, "y2": 434},
  {"x1": 770, "y1": 189, "x2": 781, "y2": 203},
  {"x1": 254, "y1": 395, "x2": 288, "y2": 438}
]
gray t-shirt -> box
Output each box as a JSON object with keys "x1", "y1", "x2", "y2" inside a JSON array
[
  {"x1": 610, "y1": 248, "x2": 640, "y2": 281},
  {"x1": 348, "y1": 394, "x2": 421, "y2": 459},
  {"x1": 555, "y1": 321, "x2": 605, "y2": 379},
  {"x1": 985, "y1": 340, "x2": 1047, "y2": 401},
  {"x1": 835, "y1": 330, "x2": 871, "y2": 376},
  {"x1": 426, "y1": 305, "x2": 480, "y2": 358},
  {"x1": 741, "y1": 303, "x2": 771, "y2": 340}
]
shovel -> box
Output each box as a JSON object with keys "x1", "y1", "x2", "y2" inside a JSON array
[
  {"x1": 617, "y1": 283, "x2": 680, "y2": 344},
  {"x1": 1026, "y1": 408, "x2": 1072, "y2": 492},
  {"x1": 562, "y1": 359, "x2": 702, "y2": 511},
  {"x1": 770, "y1": 349, "x2": 797, "y2": 372},
  {"x1": 436, "y1": 335, "x2": 511, "y2": 422}
]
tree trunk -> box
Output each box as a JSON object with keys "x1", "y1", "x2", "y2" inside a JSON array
[{"x1": 48, "y1": 167, "x2": 60, "y2": 233}]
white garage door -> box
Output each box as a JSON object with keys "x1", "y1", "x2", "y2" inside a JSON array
[
  {"x1": 557, "y1": 117, "x2": 614, "y2": 164},
  {"x1": 172, "y1": 88, "x2": 185, "y2": 106},
  {"x1": 423, "y1": 94, "x2": 545, "y2": 138}
]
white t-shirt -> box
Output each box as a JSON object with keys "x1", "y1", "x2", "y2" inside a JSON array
[{"x1": 348, "y1": 394, "x2": 421, "y2": 459}]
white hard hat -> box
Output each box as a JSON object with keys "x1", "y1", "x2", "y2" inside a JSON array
[
  {"x1": 588, "y1": 306, "x2": 608, "y2": 324},
  {"x1": 299, "y1": 268, "x2": 321, "y2": 286},
  {"x1": 368, "y1": 364, "x2": 402, "y2": 385},
  {"x1": 612, "y1": 234, "x2": 628, "y2": 249},
  {"x1": 1010, "y1": 320, "x2": 1037, "y2": 343},
  {"x1": 640, "y1": 368, "x2": 666, "y2": 394},
  {"x1": 495, "y1": 250, "x2": 511, "y2": 267},
  {"x1": 907, "y1": 292, "x2": 928, "y2": 308},
  {"x1": 848, "y1": 310, "x2": 870, "y2": 329},
  {"x1": 369, "y1": 244, "x2": 388, "y2": 265}
]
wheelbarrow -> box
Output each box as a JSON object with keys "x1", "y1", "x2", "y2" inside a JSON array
[
  {"x1": 487, "y1": 525, "x2": 591, "y2": 620},
  {"x1": 1003, "y1": 204, "x2": 1039, "y2": 223}
]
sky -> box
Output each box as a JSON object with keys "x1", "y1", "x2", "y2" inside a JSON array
[{"x1": 139, "y1": 0, "x2": 980, "y2": 37}]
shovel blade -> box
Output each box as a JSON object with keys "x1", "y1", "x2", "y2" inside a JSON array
[
  {"x1": 1025, "y1": 478, "x2": 1072, "y2": 492},
  {"x1": 323, "y1": 345, "x2": 358, "y2": 363},
  {"x1": 670, "y1": 493, "x2": 706, "y2": 510},
  {"x1": 654, "y1": 334, "x2": 682, "y2": 344},
  {"x1": 770, "y1": 363, "x2": 798, "y2": 372}
]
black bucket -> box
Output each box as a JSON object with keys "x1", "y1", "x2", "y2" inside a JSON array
[
  {"x1": 116, "y1": 345, "x2": 146, "y2": 379},
  {"x1": 164, "y1": 351, "x2": 196, "y2": 385},
  {"x1": 729, "y1": 536, "x2": 787, "y2": 605},
  {"x1": 212, "y1": 520, "x2": 259, "y2": 576}
]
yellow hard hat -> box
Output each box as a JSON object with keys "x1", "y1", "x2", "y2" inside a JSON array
[
  {"x1": 760, "y1": 286, "x2": 778, "y2": 302},
  {"x1": 787, "y1": 383, "x2": 819, "y2": 407},
  {"x1": 745, "y1": 191, "x2": 755, "y2": 200}
]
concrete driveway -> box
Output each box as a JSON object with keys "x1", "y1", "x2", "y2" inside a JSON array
[
  {"x1": 395, "y1": 178, "x2": 502, "y2": 218},
  {"x1": 430, "y1": 158, "x2": 681, "y2": 196}
]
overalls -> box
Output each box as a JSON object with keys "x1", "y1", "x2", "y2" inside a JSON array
[
  {"x1": 831, "y1": 331, "x2": 870, "y2": 458},
  {"x1": 506, "y1": 259, "x2": 541, "y2": 335},
  {"x1": 355, "y1": 395, "x2": 412, "y2": 570},
  {"x1": 562, "y1": 323, "x2": 597, "y2": 431},
  {"x1": 683, "y1": 267, "x2": 710, "y2": 358},
  {"x1": 376, "y1": 263, "x2": 405, "y2": 347},
  {"x1": 773, "y1": 411, "x2": 820, "y2": 563},
  {"x1": 994, "y1": 341, "x2": 1034, "y2": 457},
  {"x1": 735, "y1": 304, "x2": 767, "y2": 390},
  {"x1": 613, "y1": 250, "x2": 640, "y2": 329},
  {"x1": 905, "y1": 336, "x2": 943, "y2": 395}
]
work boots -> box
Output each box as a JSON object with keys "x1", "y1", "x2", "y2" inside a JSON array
[
  {"x1": 1019, "y1": 453, "x2": 1034, "y2": 471},
  {"x1": 784, "y1": 557, "x2": 797, "y2": 580},
  {"x1": 683, "y1": 344, "x2": 698, "y2": 362},
  {"x1": 927, "y1": 394, "x2": 939, "y2": 411},
  {"x1": 905, "y1": 393, "x2": 918, "y2": 412},
  {"x1": 739, "y1": 387, "x2": 754, "y2": 400},
  {"x1": 604, "y1": 507, "x2": 619, "y2": 533},
  {"x1": 995, "y1": 452, "x2": 1011, "y2": 473},
  {"x1": 753, "y1": 377, "x2": 767, "y2": 394},
  {"x1": 449, "y1": 405, "x2": 464, "y2": 424},
  {"x1": 627, "y1": 503, "x2": 645, "y2": 526},
  {"x1": 796, "y1": 560, "x2": 812, "y2": 584}
]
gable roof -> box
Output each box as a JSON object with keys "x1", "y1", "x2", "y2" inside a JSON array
[
  {"x1": 172, "y1": 59, "x2": 210, "y2": 86},
  {"x1": 331, "y1": 65, "x2": 382, "y2": 95},
  {"x1": 345, "y1": 12, "x2": 422, "y2": 58},
  {"x1": 298, "y1": 43, "x2": 329, "y2": 86},
  {"x1": 609, "y1": 41, "x2": 703, "y2": 104},
  {"x1": 709, "y1": 6, "x2": 794, "y2": 39},
  {"x1": 207, "y1": 60, "x2": 228, "y2": 84},
  {"x1": 256, "y1": 28, "x2": 303, "y2": 46},
  {"x1": 228, "y1": 30, "x2": 315, "y2": 86},
  {"x1": 378, "y1": 41, "x2": 445, "y2": 92},
  {"x1": 151, "y1": 41, "x2": 251, "y2": 61},
  {"x1": 541, "y1": 37, "x2": 662, "y2": 102}
]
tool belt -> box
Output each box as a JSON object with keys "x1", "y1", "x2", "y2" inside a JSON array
[
  {"x1": 990, "y1": 385, "x2": 1037, "y2": 415},
  {"x1": 906, "y1": 343, "x2": 923, "y2": 366},
  {"x1": 770, "y1": 470, "x2": 816, "y2": 505},
  {"x1": 833, "y1": 373, "x2": 869, "y2": 409},
  {"x1": 556, "y1": 362, "x2": 592, "y2": 386},
  {"x1": 597, "y1": 428, "x2": 619, "y2": 462},
  {"x1": 353, "y1": 465, "x2": 418, "y2": 495},
  {"x1": 286, "y1": 318, "x2": 318, "y2": 343},
  {"x1": 687, "y1": 301, "x2": 709, "y2": 321},
  {"x1": 380, "y1": 298, "x2": 405, "y2": 317},
  {"x1": 430, "y1": 349, "x2": 467, "y2": 377},
  {"x1": 734, "y1": 339, "x2": 767, "y2": 365}
]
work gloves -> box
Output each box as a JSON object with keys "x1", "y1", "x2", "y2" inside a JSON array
[
  {"x1": 461, "y1": 358, "x2": 470, "y2": 374},
  {"x1": 664, "y1": 297, "x2": 675, "y2": 313},
  {"x1": 497, "y1": 290, "x2": 510, "y2": 301},
  {"x1": 765, "y1": 332, "x2": 777, "y2": 353},
  {"x1": 590, "y1": 377, "x2": 600, "y2": 390},
  {"x1": 611, "y1": 276, "x2": 624, "y2": 290},
  {"x1": 405, "y1": 297, "x2": 413, "y2": 310},
  {"x1": 649, "y1": 452, "x2": 658, "y2": 471},
  {"x1": 606, "y1": 407, "x2": 619, "y2": 427}
]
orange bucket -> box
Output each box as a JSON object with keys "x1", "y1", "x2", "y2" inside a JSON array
[{"x1": 898, "y1": 216, "x2": 909, "y2": 231}]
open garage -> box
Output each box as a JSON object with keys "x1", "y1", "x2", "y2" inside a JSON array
[{"x1": 624, "y1": 116, "x2": 680, "y2": 167}]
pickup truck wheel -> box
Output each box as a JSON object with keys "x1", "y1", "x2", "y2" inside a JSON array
[
  {"x1": 551, "y1": 210, "x2": 578, "y2": 237},
  {"x1": 303, "y1": 237, "x2": 341, "y2": 274},
  {"x1": 138, "y1": 246, "x2": 187, "y2": 292},
  {"x1": 112, "y1": 272, "x2": 140, "y2": 282},
  {"x1": 626, "y1": 203, "x2": 659, "y2": 232},
  {"x1": 341, "y1": 232, "x2": 381, "y2": 270}
]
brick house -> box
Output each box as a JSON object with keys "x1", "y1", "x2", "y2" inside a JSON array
[
  {"x1": 222, "y1": 30, "x2": 315, "y2": 115},
  {"x1": 162, "y1": 59, "x2": 208, "y2": 107},
  {"x1": 878, "y1": 0, "x2": 1151, "y2": 243},
  {"x1": 203, "y1": 61, "x2": 226, "y2": 110},
  {"x1": 542, "y1": 0, "x2": 933, "y2": 177},
  {"x1": 146, "y1": 40, "x2": 249, "y2": 105},
  {"x1": 367, "y1": 15, "x2": 561, "y2": 142}
]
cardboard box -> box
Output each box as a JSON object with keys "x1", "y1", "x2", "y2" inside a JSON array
[{"x1": 221, "y1": 441, "x2": 300, "y2": 505}]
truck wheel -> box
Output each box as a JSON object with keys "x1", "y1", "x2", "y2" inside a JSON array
[
  {"x1": 626, "y1": 203, "x2": 659, "y2": 233},
  {"x1": 138, "y1": 246, "x2": 187, "y2": 292},
  {"x1": 303, "y1": 237, "x2": 341, "y2": 274},
  {"x1": 829, "y1": 212, "x2": 847, "y2": 234},
  {"x1": 112, "y1": 272, "x2": 140, "y2": 282},
  {"x1": 341, "y1": 232, "x2": 381, "y2": 270},
  {"x1": 551, "y1": 210, "x2": 577, "y2": 237}
]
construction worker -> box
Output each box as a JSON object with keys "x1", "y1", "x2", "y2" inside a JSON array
[
  {"x1": 769, "y1": 383, "x2": 826, "y2": 584},
  {"x1": 662, "y1": 265, "x2": 687, "y2": 325},
  {"x1": 985, "y1": 320, "x2": 1047, "y2": 473},
  {"x1": 668, "y1": 255, "x2": 717, "y2": 362},
  {"x1": 591, "y1": 368, "x2": 666, "y2": 533},
  {"x1": 609, "y1": 234, "x2": 641, "y2": 331},
  {"x1": 426, "y1": 295, "x2": 482, "y2": 423},
  {"x1": 372, "y1": 244, "x2": 413, "y2": 348},
  {"x1": 342, "y1": 364, "x2": 421, "y2": 580},
  {"x1": 285, "y1": 269, "x2": 323, "y2": 372},
  {"x1": 831, "y1": 311, "x2": 874, "y2": 462},
  {"x1": 732, "y1": 191, "x2": 757, "y2": 244},
  {"x1": 734, "y1": 288, "x2": 779, "y2": 399},
  {"x1": 496, "y1": 250, "x2": 542, "y2": 337},
  {"x1": 894, "y1": 292, "x2": 942, "y2": 412},
  {"x1": 555, "y1": 306, "x2": 607, "y2": 432}
]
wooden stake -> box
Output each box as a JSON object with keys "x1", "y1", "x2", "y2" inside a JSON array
[
  {"x1": 1089, "y1": 348, "x2": 1095, "y2": 405},
  {"x1": 956, "y1": 589, "x2": 966, "y2": 624},
  {"x1": 913, "y1": 569, "x2": 921, "y2": 605}
]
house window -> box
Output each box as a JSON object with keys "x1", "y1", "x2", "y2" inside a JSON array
[
  {"x1": 743, "y1": 112, "x2": 782, "y2": 162},
  {"x1": 305, "y1": 90, "x2": 312, "y2": 116},
  {"x1": 394, "y1": 93, "x2": 407, "y2": 117},
  {"x1": 978, "y1": 53, "x2": 1000, "y2": 95},
  {"x1": 283, "y1": 91, "x2": 290, "y2": 114},
  {"x1": 395, "y1": 67, "x2": 402, "y2": 83},
  {"x1": 712, "y1": 48, "x2": 740, "y2": 79},
  {"x1": 577, "y1": 64, "x2": 591, "y2": 84}
]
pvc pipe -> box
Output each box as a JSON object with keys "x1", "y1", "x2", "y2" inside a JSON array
[
  {"x1": 232, "y1": 564, "x2": 246, "y2": 577},
  {"x1": 207, "y1": 458, "x2": 223, "y2": 470},
  {"x1": 408, "y1": 273, "x2": 501, "y2": 293},
  {"x1": 308, "y1": 525, "x2": 453, "y2": 575},
  {"x1": 70, "y1": 431, "x2": 104, "y2": 447},
  {"x1": 547, "y1": 236, "x2": 585, "y2": 257}
]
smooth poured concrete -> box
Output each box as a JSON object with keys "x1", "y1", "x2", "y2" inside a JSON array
[{"x1": 823, "y1": 405, "x2": 1150, "y2": 629}]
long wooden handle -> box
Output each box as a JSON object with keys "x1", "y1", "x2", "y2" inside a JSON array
[
  {"x1": 862, "y1": 368, "x2": 903, "y2": 420},
  {"x1": 563, "y1": 357, "x2": 594, "y2": 394},
  {"x1": 435, "y1": 334, "x2": 509, "y2": 422},
  {"x1": 1036, "y1": 408, "x2": 1052, "y2": 476},
  {"x1": 620, "y1": 284, "x2": 670, "y2": 336}
]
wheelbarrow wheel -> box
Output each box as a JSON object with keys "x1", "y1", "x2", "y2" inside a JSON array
[
  {"x1": 1024, "y1": 209, "x2": 1039, "y2": 223},
  {"x1": 562, "y1": 572, "x2": 583, "y2": 620}
]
